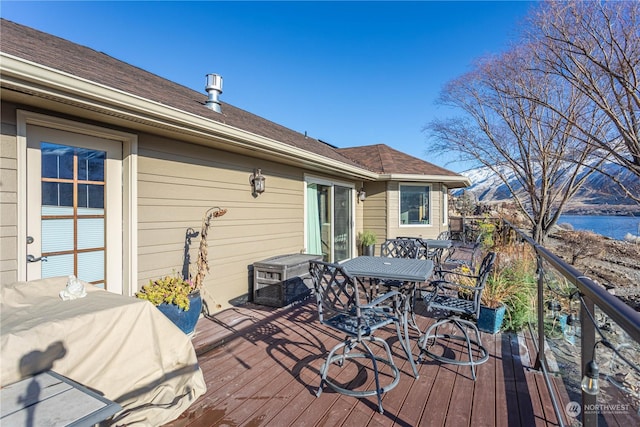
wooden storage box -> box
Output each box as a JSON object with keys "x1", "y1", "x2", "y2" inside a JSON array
[{"x1": 253, "y1": 254, "x2": 323, "y2": 307}]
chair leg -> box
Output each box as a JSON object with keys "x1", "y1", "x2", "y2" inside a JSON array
[
  {"x1": 316, "y1": 336, "x2": 400, "y2": 414},
  {"x1": 418, "y1": 317, "x2": 489, "y2": 380}
]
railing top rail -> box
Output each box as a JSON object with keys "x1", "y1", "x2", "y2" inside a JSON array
[{"x1": 504, "y1": 220, "x2": 640, "y2": 344}]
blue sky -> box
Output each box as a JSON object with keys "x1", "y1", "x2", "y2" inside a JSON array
[{"x1": 1, "y1": 1, "x2": 534, "y2": 172}]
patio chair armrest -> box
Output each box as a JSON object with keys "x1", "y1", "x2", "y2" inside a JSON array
[
  {"x1": 431, "y1": 279, "x2": 483, "y2": 292},
  {"x1": 436, "y1": 270, "x2": 479, "y2": 281},
  {"x1": 362, "y1": 290, "x2": 401, "y2": 308}
]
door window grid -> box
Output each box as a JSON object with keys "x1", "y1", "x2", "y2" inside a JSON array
[{"x1": 41, "y1": 143, "x2": 106, "y2": 287}]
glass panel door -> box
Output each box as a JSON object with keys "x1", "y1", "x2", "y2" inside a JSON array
[
  {"x1": 333, "y1": 186, "x2": 352, "y2": 262},
  {"x1": 40, "y1": 142, "x2": 106, "y2": 286},
  {"x1": 27, "y1": 125, "x2": 122, "y2": 291},
  {"x1": 306, "y1": 180, "x2": 354, "y2": 262}
]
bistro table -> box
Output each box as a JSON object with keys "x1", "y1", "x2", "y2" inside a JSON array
[{"x1": 342, "y1": 256, "x2": 434, "y2": 378}]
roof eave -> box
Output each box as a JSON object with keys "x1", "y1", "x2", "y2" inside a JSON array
[
  {"x1": 379, "y1": 173, "x2": 471, "y2": 188},
  {"x1": 0, "y1": 53, "x2": 377, "y2": 180}
]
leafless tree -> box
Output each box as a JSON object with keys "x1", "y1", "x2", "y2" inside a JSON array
[
  {"x1": 526, "y1": 1, "x2": 640, "y2": 201},
  {"x1": 428, "y1": 46, "x2": 609, "y2": 243},
  {"x1": 559, "y1": 230, "x2": 604, "y2": 266}
]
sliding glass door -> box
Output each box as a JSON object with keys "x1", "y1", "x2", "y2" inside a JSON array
[{"x1": 306, "y1": 179, "x2": 354, "y2": 262}]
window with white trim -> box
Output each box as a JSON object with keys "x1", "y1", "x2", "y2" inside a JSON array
[{"x1": 399, "y1": 184, "x2": 431, "y2": 226}]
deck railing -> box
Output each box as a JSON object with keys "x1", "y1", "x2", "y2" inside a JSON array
[{"x1": 457, "y1": 217, "x2": 640, "y2": 426}]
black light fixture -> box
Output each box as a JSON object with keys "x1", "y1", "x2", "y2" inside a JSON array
[
  {"x1": 357, "y1": 187, "x2": 366, "y2": 202},
  {"x1": 546, "y1": 300, "x2": 561, "y2": 318},
  {"x1": 581, "y1": 339, "x2": 610, "y2": 395},
  {"x1": 250, "y1": 169, "x2": 266, "y2": 195},
  {"x1": 581, "y1": 359, "x2": 600, "y2": 395}
]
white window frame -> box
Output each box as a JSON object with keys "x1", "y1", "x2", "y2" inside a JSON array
[{"x1": 398, "y1": 183, "x2": 432, "y2": 228}]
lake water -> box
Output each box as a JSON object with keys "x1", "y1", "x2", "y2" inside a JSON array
[{"x1": 558, "y1": 215, "x2": 640, "y2": 241}]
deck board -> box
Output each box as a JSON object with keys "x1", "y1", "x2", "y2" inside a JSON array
[{"x1": 166, "y1": 300, "x2": 570, "y2": 427}]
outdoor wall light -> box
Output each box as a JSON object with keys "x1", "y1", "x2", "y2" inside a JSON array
[
  {"x1": 250, "y1": 168, "x2": 266, "y2": 195},
  {"x1": 357, "y1": 188, "x2": 366, "y2": 202}
]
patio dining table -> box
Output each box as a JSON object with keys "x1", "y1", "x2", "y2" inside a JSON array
[{"x1": 341, "y1": 256, "x2": 434, "y2": 378}]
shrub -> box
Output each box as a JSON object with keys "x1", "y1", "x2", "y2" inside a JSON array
[
  {"x1": 135, "y1": 274, "x2": 195, "y2": 311},
  {"x1": 358, "y1": 230, "x2": 377, "y2": 247},
  {"x1": 485, "y1": 243, "x2": 537, "y2": 331},
  {"x1": 559, "y1": 230, "x2": 604, "y2": 265}
]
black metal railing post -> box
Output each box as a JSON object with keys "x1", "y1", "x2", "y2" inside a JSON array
[
  {"x1": 581, "y1": 295, "x2": 597, "y2": 427},
  {"x1": 535, "y1": 252, "x2": 546, "y2": 370}
]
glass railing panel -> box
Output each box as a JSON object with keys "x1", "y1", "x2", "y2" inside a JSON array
[
  {"x1": 583, "y1": 305, "x2": 640, "y2": 423},
  {"x1": 539, "y1": 259, "x2": 584, "y2": 415}
]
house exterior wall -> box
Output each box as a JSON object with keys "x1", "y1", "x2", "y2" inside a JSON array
[
  {"x1": 0, "y1": 103, "x2": 18, "y2": 284},
  {"x1": 136, "y1": 133, "x2": 311, "y2": 308},
  {"x1": 361, "y1": 181, "x2": 387, "y2": 248},
  {"x1": 0, "y1": 103, "x2": 366, "y2": 309}
]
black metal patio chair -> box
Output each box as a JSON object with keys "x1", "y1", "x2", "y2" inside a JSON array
[
  {"x1": 418, "y1": 252, "x2": 496, "y2": 380},
  {"x1": 438, "y1": 232, "x2": 484, "y2": 277},
  {"x1": 380, "y1": 238, "x2": 420, "y2": 259},
  {"x1": 309, "y1": 260, "x2": 405, "y2": 414}
]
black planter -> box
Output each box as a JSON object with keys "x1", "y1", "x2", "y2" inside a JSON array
[{"x1": 362, "y1": 244, "x2": 375, "y2": 256}]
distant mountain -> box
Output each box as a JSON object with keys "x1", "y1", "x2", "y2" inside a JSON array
[{"x1": 458, "y1": 162, "x2": 640, "y2": 214}]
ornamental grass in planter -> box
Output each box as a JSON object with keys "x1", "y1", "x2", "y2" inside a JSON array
[
  {"x1": 357, "y1": 230, "x2": 377, "y2": 256},
  {"x1": 483, "y1": 245, "x2": 537, "y2": 332},
  {"x1": 136, "y1": 206, "x2": 228, "y2": 335},
  {"x1": 455, "y1": 244, "x2": 536, "y2": 333}
]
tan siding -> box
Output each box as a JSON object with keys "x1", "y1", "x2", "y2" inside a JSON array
[
  {"x1": 0, "y1": 104, "x2": 18, "y2": 284},
  {"x1": 361, "y1": 181, "x2": 387, "y2": 246},
  {"x1": 136, "y1": 134, "x2": 308, "y2": 310}
]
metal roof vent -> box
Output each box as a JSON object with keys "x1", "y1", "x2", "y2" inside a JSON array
[{"x1": 205, "y1": 73, "x2": 223, "y2": 113}]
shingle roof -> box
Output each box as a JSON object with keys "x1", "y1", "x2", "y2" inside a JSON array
[
  {"x1": 337, "y1": 144, "x2": 461, "y2": 176},
  {"x1": 1, "y1": 19, "x2": 465, "y2": 182},
  {"x1": 0, "y1": 19, "x2": 358, "y2": 168}
]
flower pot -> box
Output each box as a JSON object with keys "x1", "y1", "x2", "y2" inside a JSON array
[
  {"x1": 156, "y1": 290, "x2": 202, "y2": 337},
  {"x1": 362, "y1": 244, "x2": 376, "y2": 256},
  {"x1": 478, "y1": 304, "x2": 506, "y2": 334}
]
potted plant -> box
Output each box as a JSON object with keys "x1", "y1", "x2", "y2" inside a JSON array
[
  {"x1": 479, "y1": 252, "x2": 536, "y2": 333},
  {"x1": 136, "y1": 274, "x2": 202, "y2": 336},
  {"x1": 450, "y1": 263, "x2": 507, "y2": 334},
  {"x1": 136, "y1": 206, "x2": 228, "y2": 336},
  {"x1": 478, "y1": 279, "x2": 508, "y2": 334},
  {"x1": 358, "y1": 230, "x2": 377, "y2": 256}
]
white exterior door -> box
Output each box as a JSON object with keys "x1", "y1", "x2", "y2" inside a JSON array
[{"x1": 26, "y1": 125, "x2": 123, "y2": 292}]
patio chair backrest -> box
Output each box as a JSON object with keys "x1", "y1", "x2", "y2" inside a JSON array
[
  {"x1": 470, "y1": 252, "x2": 497, "y2": 315},
  {"x1": 437, "y1": 231, "x2": 451, "y2": 240},
  {"x1": 380, "y1": 238, "x2": 419, "y2": 259},
  {"x1": 309, "y1": 260, "x2": 363, "y2": 325}
]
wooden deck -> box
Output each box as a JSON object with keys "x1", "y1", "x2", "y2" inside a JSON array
[{"x1": 165, "y1": 297, "x2": 571, "y2": 427}]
